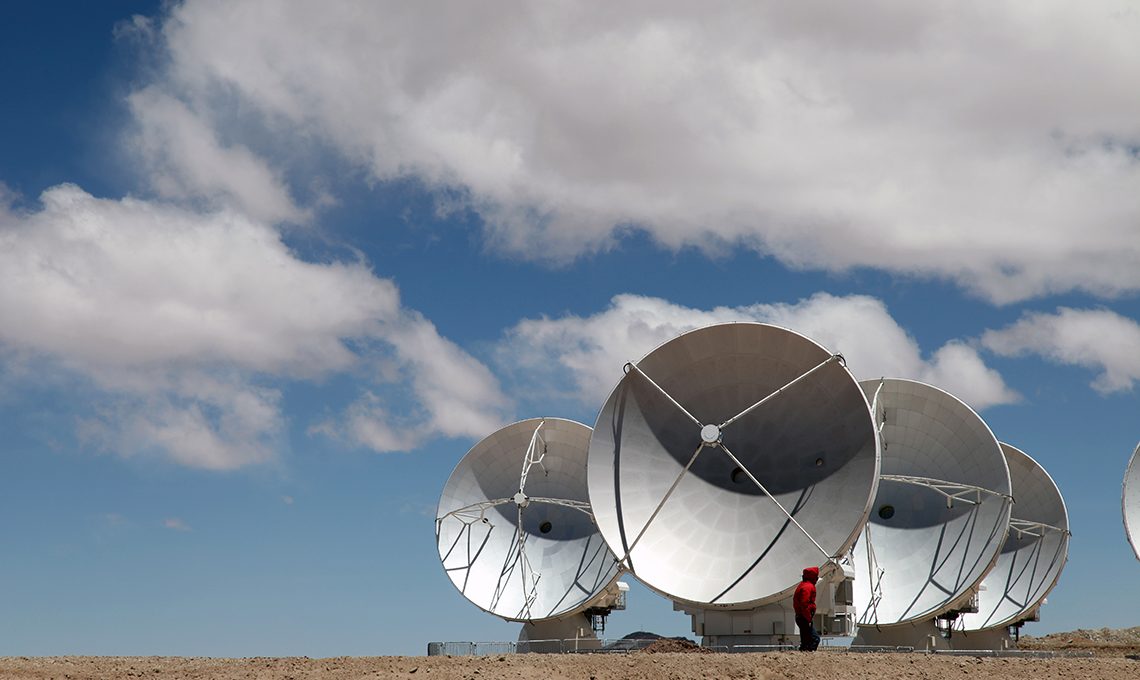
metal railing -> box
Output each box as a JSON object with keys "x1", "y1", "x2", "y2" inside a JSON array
[
  {"x1": 427, "y1": 638, "x2": 1081, "y2": 657},
  {"x1": 428, "y1": 638, "x2": 680, "y2": 656},
  {"x1": 428, "y1": 637, "x2": 852, "y2": 656}
]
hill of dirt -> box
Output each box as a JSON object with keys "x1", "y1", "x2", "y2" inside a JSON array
[{"x1": 1020, "y1": 626, "x2": 1140, "y2": 656}]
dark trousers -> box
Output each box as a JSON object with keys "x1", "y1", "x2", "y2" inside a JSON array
[{"x1": 795, "y1": 615, "x2": 820, "y2": 651}]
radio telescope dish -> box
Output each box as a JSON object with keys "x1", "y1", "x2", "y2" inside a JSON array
[
  {"x1": 436, "y1": 418, "x2": 621, "y2": 621},
  {"x1": 587, "y1": 322, "x2": 880, "y2": 607},
  {"x1": 957, "y1": 443, "x2": 1069, "y2": 630},
  {"x1": 1125, "y1": 442, "x2": 1140, "y2": 562},
  {"x1": 854, "y1": 378, "x2": 1012, "y2": 627}
]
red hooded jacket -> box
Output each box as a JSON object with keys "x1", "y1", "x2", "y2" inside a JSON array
[{"x1": 793, "y1": 567, "x2": 819, "y2": 620}]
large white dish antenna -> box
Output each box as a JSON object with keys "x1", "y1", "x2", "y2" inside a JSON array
[
  {"x1": 436, "y1": 418, "x2": 621, "y2": 621},
  {"x1": 587, "y1": 322, "x2": 880, "y2": 608},
  {"x1": 1125, "y1": 442, "x2": 1140, "y2": 562},
  {"x1": 854, "y1": 379, "x2": 1012, "y2": 627},
  {"x1": 957, "y1": 443, "x2": 1069, "y2": 630}
]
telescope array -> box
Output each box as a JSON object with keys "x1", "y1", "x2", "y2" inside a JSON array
[{"x1": 436, "y1": 322, "x2": 1071, "y2": 651}]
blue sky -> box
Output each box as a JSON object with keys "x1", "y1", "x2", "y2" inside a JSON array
[{"x1": 1, "y1": 1, "x2": 1139, "y2": 657}]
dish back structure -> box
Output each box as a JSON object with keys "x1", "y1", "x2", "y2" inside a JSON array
[
  {"x1": 436, "y1": 418, "x2": 622, "y2": 622},
  {"x1": 587, "y1": 322, "x2": 880, "y2": 608},
  {"x1": 854, "y1": 379, "x2": 1012, "y2": 629},
  {"x1": 1124, "y1": 442, "x2": 1140, "y2": 562},
  {"x1": 955, "y1": 443, "x2": 1069, "y2": 632}
]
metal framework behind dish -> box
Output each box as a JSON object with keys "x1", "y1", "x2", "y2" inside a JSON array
[
  {"x1": 587, "y1": 322, "x2": 880, "y2": 608},
  {"x1": 1124, "y1": 442, "x2": 1140, "y2": 562},
  {"x1": 854, "y1": 378, "x2": 1013, "y2": 627},
  {"x1": 436, "y1": 418, "x2": 622, "y2": 622},
  {"x1": 955, "y1": 443, "x2": 1070, "y2": 631}
]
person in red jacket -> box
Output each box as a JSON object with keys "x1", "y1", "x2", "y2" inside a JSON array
[{"x1": 793, "y1": 566, "x2": 821, "y2": 651}]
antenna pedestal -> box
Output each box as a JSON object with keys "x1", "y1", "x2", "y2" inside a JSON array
[
  {"x1": 853, "y1": 620, "x2": 950, "y2": 651},
  {"x1": 518, "y1": 617, "x2": 601, "y2": 653},
  {"x1": 516, "y1": 580, "x2": 629, "y2": 653},
  {"x1": 951, "y1": 625, "x2": 1016, "y2": 651},
  {"x1": 854, "y1": 608, "x2": 1018, "y2": 652},
  {"x1": 675, "y1": 565, "x2": 857, "y2": 650}
]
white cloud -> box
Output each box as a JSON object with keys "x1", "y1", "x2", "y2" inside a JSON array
[
  {"x1": 982, "y1": 307, "x2": 1140, "y2": 394},
  {"x1": 499, "y1": 293, "x2": 1017, "y2": 412},
  {"x1": 163, "y1": 517, "x2": 192, "y2": 532},
  {"x1": 128, "y1": 88, "x2": 306, "y2": 225},
  {"x1": 0, "y1": 185, "x2": 392, "y2": 375},
  {"x1": 313, "y1": 389, "x2": 430, "y2": 454},
  {"x1": 0, "y1": 185, "x2": 510, "y2": 468},
  {"x1": 384, "y1": 313, "x2": 511, "y2": 439},
  {"x1": 75, "y1": 370, "x2": 283, "y2": 470},
  {"x1": 311, "y1": 312, "x2": 510, "y2": 453},
  {"x1": 146, "y1": 1, "x2": 1140, "y2": 302}
]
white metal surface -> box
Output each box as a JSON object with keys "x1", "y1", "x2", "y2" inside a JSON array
[
  {"x1": 587, "y1": 322, "x2": 880, "y2": 608},
  {"x1": 854, "y1": 378, "x2": 1012, "y2": 627},
  {"x1": 436, "y1": 418, "x2": 622, "y2": 621},
  {"x1": 957, "y1": 443, "x2": 1069, "y2": 631},
  {"x1": 1124, "y1": 442, "x2": 1140, "y2": 562}
]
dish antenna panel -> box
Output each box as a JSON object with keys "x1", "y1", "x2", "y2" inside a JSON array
[
  {"x1": 436, "y1": 418, "x2": 623, "y2": 636},
  {"x1": 1124, "y1": 442, "x2": 1140, "y2": 562},
  {"x1": 853, "y1": 379, "x2": 1012, "y2": 642},
  {"x1": 587, "y1": 322, "x2": 880, "y2": 610},
  {"x1": 954, "y1": 443, "x2": 1069, "y2": 640}
]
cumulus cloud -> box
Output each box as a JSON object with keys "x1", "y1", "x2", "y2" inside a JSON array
[
  {"x1": 163, "y1": 517, "x2": 192, "y2": 532},
  {"x1": 311, "y1": 390, "x2": 423, "y2": 454},
  {"x1": 0, "y1": 185, "x2": 392, "y2": 374},
  {"x1": 982, "y1": 307, "x2": 1140, "y2": 394},
  {"x1": 75, "y1": 371, "x2": 283, "y2": 470},
  {"x1": 309, "y1": 312, "x2": 510, "y2": 453},
  {"x1": 0, "y1": 185, "x2": 510, "y2": 468},
  {"x1": 142, "y1": 1, "x2": 1140, "y2": 303},
  {"x1": 128, "y1": 88, "x2": 306, "y2": 225},
  {"x1": 499, "y1": 293, "x2": 1018, "y2": 412},
  {"x1": 384, "y1": 313, "x2": 511, "y2": 439}
]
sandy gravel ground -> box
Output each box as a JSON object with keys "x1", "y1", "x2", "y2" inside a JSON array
[
  {"x1": 1, "y1": 652, "x2": 1137, "y2": 680},
  {"x1": 3, "y1": 629, "x2": 1138, "y2": 680}
]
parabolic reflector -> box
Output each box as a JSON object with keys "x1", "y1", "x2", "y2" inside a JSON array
[
  {"x1": 587, "y1": 322, "x2": 880, "y2": 608},
  {"x1": 957, "y1": 443, "x2": 1069, "y2": 630},
  {"x1": 1125, "y1": 442, "x2": 1140, "y2": 562},
  {"x1": 436, "y1": 418, "x2": 621, "y2": 621},
  {"x1": 854, "y1": 378, "x2": 1012, "y2": 627}
]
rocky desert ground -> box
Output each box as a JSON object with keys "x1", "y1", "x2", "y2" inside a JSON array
[{"x1": 2, "y1": 628, "x2": 1138, "y2": 680}]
